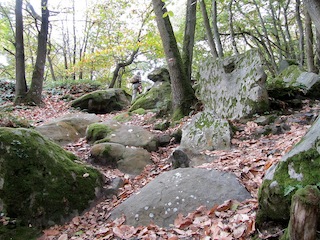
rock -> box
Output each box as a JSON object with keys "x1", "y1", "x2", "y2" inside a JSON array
[
  {"x1": 129, "y1": 81, "x2": 172, "y2": 116},
  {"x1": 147, "y1": 68, "x2": 170, "y2": 82},
  {"x1": 180, "y1": 111, "x2": 231, "y2": 151},
  {"x1": 110, "y1": 168, "x2": 251, "y2": 228},
  {"x1": 0, "y1": 127, "x2": 104, "y2": 228},
  {"x1": 268, "y1": 65, "x2": 320, "y2": 100},
  {"x1": 256, "y1": 115, "x2": 320, "y2": 225},
  {"x1": 36, "y1": 113, "x2": 100, "y2": 145},
  {"x1": 86, "y1": 121, "x2": 158, "y2": 152},
  {"x1": 197, "y1": 49, "x2": 269, "y2": 119},
  {"x1": 71, "y1": 89, "x2": 131, "y2": 114},
  {"x1": 90, "y1": 143, "x2": 152, "y2": 176}
]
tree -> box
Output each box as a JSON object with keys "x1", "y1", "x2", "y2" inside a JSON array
[
  {"x1": 152, "y1": 0, "x2": 196, "y2": 119},
  {"x1": 14, "y1": 0, "x2": 49, "y2": 105},
  {"x1": 304, "y1": 0, "x2": 320, "y2": 33},
  {"x1": 14, "y1": 0, "x2": 27, "y2": 103}
]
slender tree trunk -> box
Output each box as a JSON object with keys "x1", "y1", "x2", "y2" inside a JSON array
[
  {"x1": 228, "y1": 0, "x2": 239, "y2": 55},
  {"x1": 109, "y1": 48, "x2": 139, "y2": 88},
  {"x1": 212, "y1": 0, "x2": 223, "y2": 57},
  {"x1": 315, "y1": 30, "x2": 320, "y2": 73},
  {"x1": 26, "y1": 0, "x2": 49, "y2": 105},
  {"x1": 152, "y1": 0, "x2": 196, "y2": 119},
  {"x1": 182, "y1": 0, "x2": 197, "y2": 82},
  {"x1": 296, "y1": 0, "x2": 305, "y2": 66},
  {"x1": 72, "y1": 0, "x2": 76, "y2": 80},
  {"x1": 304, "y1": 0, "x2": 320, "y2": 33},
  {"x1": 283, "y1": 0, "x2": 296, "y2": 59},
  {"x1": 199, "y1": 0, "x2": 218, "y2": 59},
  {"x1": 305, "y1": 9, "x2": 316, "y2": 72},
  {"x1": 14, "y1": 0, "x2": 28, "y2": 104},
  {"x1": 252, "y1": 0, "x2": 277, "y2": 72},
  {"x1": 269, "y1": 0, "x2": 283, "y2": 61}
]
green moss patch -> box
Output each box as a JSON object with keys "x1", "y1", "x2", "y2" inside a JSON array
[
  {"x1": 0, "y1": 127, "x2": 103, "y2": 228},
  {"x1": 86, "y1": 123, "x2": 112, "y2": 143},
  {"x1": 257, "y1": 148, "x2": 320, "y2": 224}
]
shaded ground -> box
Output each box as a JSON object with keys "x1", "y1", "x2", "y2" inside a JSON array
[{"x1": 1, "y1": 89, "x2": 319, "y2": 239}]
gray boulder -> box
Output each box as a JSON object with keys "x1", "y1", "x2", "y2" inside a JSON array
[
  {"x1": 268, "y1": 65, "x2": 320, "y2": 99},
  {"x1": 0, "y1": 127, "x2": 104, "y2": 228},
  {"x1": 180, "y1": 111, "x2": 231, "y2": 151},
  {"x1": 90, "y1": 143, "x2": 152, "y2": 176},
  {"x1": 35, "y1": 113, "x2": 100, "y2": 145},
  {"x1": 86, "y1": 121, "x2": 158, "y2": 152},
  {"x1": 257, "y1": 115, "x2": 320, "y2": 225},
  {"x1": 110, "y1": 168, "x2": 251, "y2": 228},
  {"x1": 147, "y1": 67, "x2": 170, "y2": 82},
  {"x1": 197, "y1": 49, "x2": 269, "y2": 119},
  {"x1": 71, "y1": 89, "x2": 131, "y2": 114}
]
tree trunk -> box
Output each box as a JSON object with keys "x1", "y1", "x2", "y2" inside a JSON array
[
  {"x1": 212, "y1": 0, "x2": 223, "y2": 57},
  {"x1": 316, "y1": 30, "x2": 320, "y2": 73},
  {"x1": 14, "y1": 0, "x2": 28, "y2": 104},
  {"x1": 199, "y1": 0, "x2": 218, "y2": 59},
  {"x1": 26, "y1": 0, "x2": 49, "y2": 105},
  {"x1": 296, "y1": 0, "x2": 305, "y2": 67},
  {"x1": 304, "y1": 0, "x2": 320, "y2": 33},
  {"x1": 285, "y1": 185, "x2": 320, "y2": 240},
  {"x1": 305, "y1": 9, "x2": 316, "y2": 73},
  {"x1": 182, "y1": 0, "x2": 197, "y2": 82},
  {"x1": 152, "y1": 0, "x2": 196, "y2": 119},
  {"x1": 228, "y1": 0, "x2": 239, "y2": 55}
]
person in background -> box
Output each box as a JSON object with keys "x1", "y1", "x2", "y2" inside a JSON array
[{"x1": 130, "y1": 72, "x2": 142, "y2": 103}]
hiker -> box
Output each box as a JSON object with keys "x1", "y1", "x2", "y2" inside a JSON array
[{"x1": 130, "y1": 72, "x2": 142, "y2": 103}]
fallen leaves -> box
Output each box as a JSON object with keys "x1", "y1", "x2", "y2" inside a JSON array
[{"x1": 6, "y1": 92, "x2": 319, "y2": 240}]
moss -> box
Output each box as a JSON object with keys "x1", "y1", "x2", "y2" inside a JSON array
[
  {"x1": 0, "y1": 112, "x2": 31, "y2": 128},
  {"x1": 0, "y1": 127, "x2": 103, "y2": 228},
  {"x1": 113, "y1": 112, "x2": 133, "y2": 122},
  {"x1": 132, "y1": 108, "x2": 146, "y2": 115},
  {"x1": 257, "y1": 148, "x2": 320, "y2": 223},
  {"x1": 0, "y1": 225, "x2": 41, "y2": 240},
  {"x1": 86, "y1": 123, "x2": 112, "y2": 143}
]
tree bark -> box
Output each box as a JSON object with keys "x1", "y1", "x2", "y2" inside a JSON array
[
  {"x1": 152, "y1": 0, "x2": 196, "y2": 119},
  {"x1": 109, "y1": 48, "x2": 139, "y2": 88},
  {"x1": 228, "y1": 0, "x2": 239, "y2": 55},
  {"x1": 304, "y1": 0, "x2": 320, "y2": 34},
  {"x1": 296, "y1": 0, "x2": 305, "y2": 67},
  {"x1": 26, "y1": 0, "x2": 49, "y2": 105},
  {"x1": 212, "y1": 0, "x2": 223, "y2": 57},
  {"x1": 182, "y1": 0, "x2": 197, "y2": 82},
  {"x1": 199, "y1": 0, "x2": 218, "y2": 59},
  {"x1": 14, "y1": 0, "x2": 28, "y2": 104},
  {"x1": 286, "y1": 185, "x2": 320, "y2": 240},
  {"x1": 305, "y1": 9, "x2": 316, "y2": 73}
]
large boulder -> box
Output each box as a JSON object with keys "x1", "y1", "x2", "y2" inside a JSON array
[
  {"x1": 147, "y1": 67, "x2": 170, "y2": 82},
  {"x1": 256, "y1": 115, "x2": 320, "y2": 225},
  {"x1": 267, "y1": 65, "x2": 320, "y2": 100},
  {"x1": 71, "y1": 89, "x2": 131, "y2": 114},
  {"x1": 129, "y1": 81, "x2": 172, "y2": 116},
  {"x1": 35, "y1": 113, "x2": 100, "y2": 145},
  {"x1": 90, "y1": 143, "x2": 152, "y2": 176},
  {"x1": 110, "y1": 168, "x2": 251, "y2": 228},
  {"x1": 197, "y1": 49, "x2": 269, "y2": 119},
  {"x1": 0, "y1": 127, "x2": 104, "y2": 228},
  {"x1": 180, "y1": 111, "x2": 231, "y2": 151},
  {"x1": 86, "y1": 121, "x2": 158, "y2": 152}
]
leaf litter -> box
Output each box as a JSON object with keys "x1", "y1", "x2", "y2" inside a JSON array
[{"x1": 6, "y1": 94, "x2": 320, "y2": 239}]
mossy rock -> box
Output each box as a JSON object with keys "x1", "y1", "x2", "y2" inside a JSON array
[
  {"x1": 0, "y1": 112, "x2": 31, "y2": 128},
  {"x1": 0, "y1": 127, "x2": 104, "y2": 228},
  {"x1": 257, "y1": 148, "x2": 320, "y2": 225},
  {"x1": 129, "y1": 81, "x2": 172, "y2": 116},
  {"x1": 86, "y1": 123, "x2": 113, "y2": 143},
  {"x1": 71, "y1": 89, "x2": 130, "y2": 114},
  {"x1": 112, "y1": 112, "x2": 133, "y2": 122}
]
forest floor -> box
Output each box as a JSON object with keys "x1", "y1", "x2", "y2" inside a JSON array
[{"x1": 2, "y1": 88, "x2": 320, "y2": 240}]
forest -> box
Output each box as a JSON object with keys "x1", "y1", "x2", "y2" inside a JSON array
[{"x1": 1, "y1": 0, "x2": 320, "y2": 239}]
